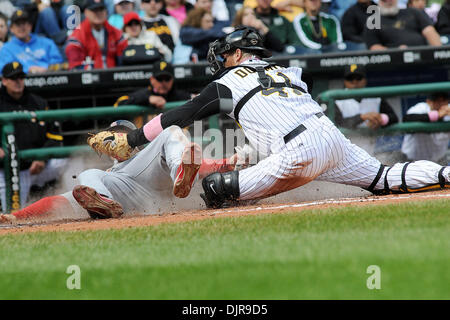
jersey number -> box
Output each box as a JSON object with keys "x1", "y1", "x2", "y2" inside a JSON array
[{"x1": 261, "y1": 72, "x2": 303, "y2": 97}]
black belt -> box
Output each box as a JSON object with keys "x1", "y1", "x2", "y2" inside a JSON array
[{"x1": 283, "y1": 112, "x2": 324, "y2": 144}]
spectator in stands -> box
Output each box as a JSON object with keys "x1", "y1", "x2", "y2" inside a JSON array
[
  {"x1": 254, "y1": 0, "x2": 299, "y2": 47},
  {"x1": 232, "y1": 6, "x2": 284, "y2": 54},
  {"x1": 402, "y1": 92, "x2": 450, "y2": 164},
  {"x1": 333, "y1": 64, "x2": 399, "y2": 157},
  {"x1": 108, "y1": 0, "x2": 138, "y2": 30},
  {"x1": 0, "y1": 10, "x2": 63, "y2": 74},
  {"x1": 225, "y1": 0, "x2": 245, "y2": 22},
  {"x1": 114, "y1": 60, "x2": 191, "y2": 127},
  {"x1": 244, "y1": 0, "x2": 304, "y2": 22},
  {"x1": 364, "y1": 0, "x2": 441, "y2": 50},
  {"x1": 193, "y1": 0, "x2": 230, "y2": 22},
  {"x1": 161, "y1": 0, "x2": 194, "y2": 24},
  {"x1": 194, "y1": 0, "x2": 230, "y2": 28},
  {"x1": 292, "y1": 0, "x2": 343, "y2": 53},
  {"x1": 0, "y1": 61, "x2": 66, "y2": 210},
  {"x1": 179, "y1": 7, "x2": 225, "y2": 60},
  {"x1": 407, "y1": 0, "x2": 440, "y2": 23},
  {"x1": 65, "y1": 0, "x2": 128, "y2": 69},
  {"x1": 326, "y1": 0, "x2": 357, "y2": 21},
  {"x1": 33, "y1": 0, "x2": 71, "y2": 45},
  {"x1": 0, "y1": 12, "x2": 9, "y2": 49},
  {"x1": 141, "y1": 0, "x2": 180, "y2": 53},
  {"x1": 334, "y1": 64, "x2": 398, "y2": 131},
  {"x1": 122, "y1": 11, "x2": 172, "y2": 61},
  {"x1": 407, "y1": 0, "x2": 426, "y2": 11},
  {"x1": 436, "y1": 0, "x2": 450, "y2": 36},
  {"x1": 341, "y1": 0, "x2": 376, "y2": 49}
]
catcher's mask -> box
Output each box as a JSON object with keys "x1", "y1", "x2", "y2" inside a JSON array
[{"x1": 207, "y1": 26, "x2": 272, "y2": 75}]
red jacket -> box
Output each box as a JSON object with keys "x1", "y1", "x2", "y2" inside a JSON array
[{"x1": 65, "y1": 19, "x2": 128, "y2": 69}]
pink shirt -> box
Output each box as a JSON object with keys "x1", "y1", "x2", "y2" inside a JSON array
[{"x1": 167, "y1": 6, "x2": 187, "y2": 24}]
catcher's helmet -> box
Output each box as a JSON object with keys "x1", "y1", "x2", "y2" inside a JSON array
[{"x1": 207, "y1": 27, "x2": 272, "y2": 75}]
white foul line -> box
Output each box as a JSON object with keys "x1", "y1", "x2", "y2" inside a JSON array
[{"x1": 209, "y1": 193, "x2": 450, "y2": 215}]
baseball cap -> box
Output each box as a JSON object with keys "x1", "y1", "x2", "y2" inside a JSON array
[
  {"x1": 114, "y1": 0, "x2": 135, "y2": 4},
  {"x1": 123, "y1": 11, "x2": 141, "y2": 26},
  {"x1": 2, "y1": 61, "x2": 27, "y2": 79},
  {"x1": 152, "y1": 61, "x2": 174, "y2": 79},
  {"x1": 85, "y1": 0, "x2": 106, "y2": 10},
  {"x1": 10, "y1": 10, "x2": 31, "y2": 25},
  {"x1": 344, "y1": 64, "x2": 366, "y2": 79}
]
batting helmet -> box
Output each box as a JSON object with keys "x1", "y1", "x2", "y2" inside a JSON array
[
  {"x1": 207, "y1": 27, "x2": 272, "y2": 75},
  {"x1": 106, "y1": 119, "x2": 137, "y2": 133}
]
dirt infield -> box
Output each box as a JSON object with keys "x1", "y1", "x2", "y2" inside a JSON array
[{"x1": 1, "y1": 190, "x2": 449, "y2": 235}]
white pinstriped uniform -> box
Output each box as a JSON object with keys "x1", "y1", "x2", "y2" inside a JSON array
[{"x1": 215, "y1": 60, "x2": 450, "y2": 200}]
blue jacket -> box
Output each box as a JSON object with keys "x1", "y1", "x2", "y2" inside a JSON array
[
  {"x1": 0, "y1": 34, "x2": 63, "y2": 74},
  {"x1": 180, "y1": 24, "x2": 225, "y2": 60}
]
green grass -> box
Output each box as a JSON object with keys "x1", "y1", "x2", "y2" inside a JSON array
[{"x1": 0, "y1": 199, "x2": 449, "y2": 299}]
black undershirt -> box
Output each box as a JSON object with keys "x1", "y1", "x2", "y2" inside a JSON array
[{"x1": 127, "y1": 68, "x2": 314, "y2": 148}]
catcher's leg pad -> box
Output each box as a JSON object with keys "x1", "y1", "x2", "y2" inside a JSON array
[
  {"x1": 200, "y1": 171, "x2": 240, "y2": 209},
  {"x1": 375, "y1": 162, "x2": 449, "y2": 194}
]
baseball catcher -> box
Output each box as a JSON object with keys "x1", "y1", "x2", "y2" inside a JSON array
[{"x1": 75, "y1": 27, "x2": 450, "y2": 209}]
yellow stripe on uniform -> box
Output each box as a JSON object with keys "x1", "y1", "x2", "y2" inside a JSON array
[
  {"x1": 405, "y1": 184, "x2": 449, "y2": 193},
  {"x1": 114, "y1": 96, "x2": 129, "y2": 107},
  {"x1": 46, "y1": 132, "x2": 63, "y2": 141}
]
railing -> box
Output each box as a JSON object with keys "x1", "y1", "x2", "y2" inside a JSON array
[
  {"x1": 0, "y1": 101, "x2": 218, "y2": 213},
  {"x1": 319, "y1": 82, "x2": 450, "y2": 135}
]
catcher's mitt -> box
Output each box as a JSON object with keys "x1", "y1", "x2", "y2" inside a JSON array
[{"x1": 87, "y1": 131, "x2": 133, "y2": 162}]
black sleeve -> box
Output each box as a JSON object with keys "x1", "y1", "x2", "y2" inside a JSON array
[
  {"x1": 161, "y1": 82, "x2": 231, "y2": 128},
  {"x1": 413, "y1": 8, "x2": 433, "y2": 31},
  {"x1": 436, "y1": 6, "x2": 450, "y2": 34},
  {"x1": 28, "y1": 95, "x2": 63, "y2": 148},
  {"x1": 263, "y1": 30, "x2": 285, "y2": 53},
  {"x1": 403, "y1": 113, "x2": 431, "y2": 122},
  {"x1": 341, "y1": 8, "x2": 362, "y2": 42},
  {"x1": 43, "y1": 120, "x2": 63, "y2": 148},
  {"x1": 363, "y1": 24, "x2": 381, "y2": 49},
  {"x1": 170, "y1": 89, "x2": 192, "y2": 101},
  {"x1": 115, "y1": 88, "x2": 151, "y2": 107},
  {"x1": 334, "y1": 106, "x2": 364, "y2": 128},
  {"x1": 127, "y1": 82, "x2": 232, "y2": 147},
  {"x1": 380, "y1": 99, "x2": 398, "y2": 126}
]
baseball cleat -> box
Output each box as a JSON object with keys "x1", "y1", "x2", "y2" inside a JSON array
[
  {"x1": 72, "y1": 185, "x2": 124, "y2": 219},
  {"x1": 173, "y1": 143, "x2": 202, "y2": 198},
  {"x1": 0, "y1": 213, "x2": 17, "y2": 224}
]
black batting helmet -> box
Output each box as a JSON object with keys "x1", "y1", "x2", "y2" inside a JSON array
[{"x1": 207, "y1": 27, "x2": 272, "y2": 75}]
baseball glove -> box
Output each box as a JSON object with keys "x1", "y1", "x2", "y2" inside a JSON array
[{"x1": 87, "y1": 131, "x2": 133, "y2": 162}]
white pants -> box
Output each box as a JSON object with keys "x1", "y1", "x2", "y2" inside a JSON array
[
  {"x1": 0, "y1": 158, "x2": 68, "y2": 210},
  {"x1": 239, "y1": 115, "x2": 449, "y2": 200}
]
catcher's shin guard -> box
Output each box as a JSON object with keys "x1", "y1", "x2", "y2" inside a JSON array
[
  {"x1": 369, "y1": 162, "x2": 450, "y2": 195},
  {"x1": 200, "y1": 171, "x2": 240, "y2": 208}
]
